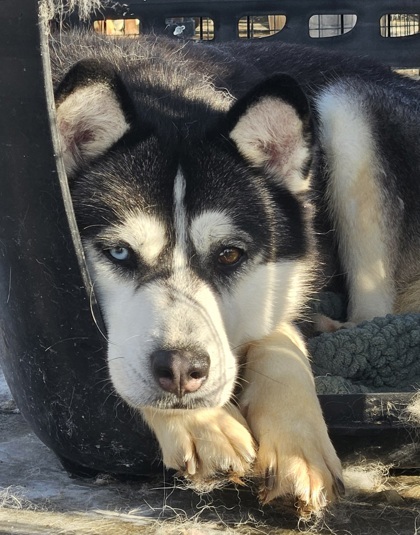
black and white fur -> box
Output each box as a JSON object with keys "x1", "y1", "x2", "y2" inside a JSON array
[{"x1": 50, "y1": 30, "x2": 420, "y2": 514}]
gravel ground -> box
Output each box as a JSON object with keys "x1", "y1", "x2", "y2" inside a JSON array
[{"x1": 1, "y1": 367, "x2": 420, "y2": 535}]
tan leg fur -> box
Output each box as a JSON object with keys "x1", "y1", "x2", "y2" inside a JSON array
[{"x1": 240, "y1": 323, "x2": 343, "y2": 514}]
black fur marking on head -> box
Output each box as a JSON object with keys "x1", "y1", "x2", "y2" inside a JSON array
[{"x1": 181, "y1": 140, "x2": 310, "y2": 267}]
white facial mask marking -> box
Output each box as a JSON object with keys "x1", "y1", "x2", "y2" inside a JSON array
[
  {"x1": 173, "y1": 169, "x2": 188, "y2": 271},
  {"x1": 85, "y1": 171, "x2": 239, "y2": 409}
]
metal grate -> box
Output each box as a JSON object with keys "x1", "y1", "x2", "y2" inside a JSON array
[
  {"x1": 164, "y1": 17, "x2": 213, "y2": 40},
  {"x1": 93, "y1": 19, "x2": 140, "y2": 36},
  {"x1": 238, "y1": 15, "x2": 286, "y2": 39},
  {"x1": 309, "y1": 14, "x2": 357, "y2": 38},
  {"x1": 380, "y1": 14, "x2": 420, "y2": 37},
  {"x1": 93, "y1": 15, "x2": 288, "y2": 40},
  {"x1": 93, "y1": 13, "x2": 420, "y2": 42}
]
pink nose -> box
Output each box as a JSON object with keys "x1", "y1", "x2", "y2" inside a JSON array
[{"x1": 151, "y1": 349, "x2": 209, "y2": 397}]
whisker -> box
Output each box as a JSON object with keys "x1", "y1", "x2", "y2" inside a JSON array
[{"x1": 88, "y1": 282, "x2": 109, "y2": 343}]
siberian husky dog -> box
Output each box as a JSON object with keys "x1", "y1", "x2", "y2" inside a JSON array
[{"x1": 50, "y1": 30, "x2": 420, "y2": 514}]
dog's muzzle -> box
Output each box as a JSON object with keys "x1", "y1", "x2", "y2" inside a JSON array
[{"x1": 151, "y1": 349, "x2": 210, "y2": 398}]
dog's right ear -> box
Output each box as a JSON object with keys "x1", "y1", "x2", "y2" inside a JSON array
[{"x1": 55, "y1": 59, "x2": 134, "y2": 177}]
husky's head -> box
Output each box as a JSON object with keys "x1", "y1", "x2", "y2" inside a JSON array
[{"x1": 55, "y1": 57, "x2": 315, "y2": 410}]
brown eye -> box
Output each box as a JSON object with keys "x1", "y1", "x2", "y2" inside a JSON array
[{"x1": 218, "y1": 247, "x2": 244, "y2": 266}]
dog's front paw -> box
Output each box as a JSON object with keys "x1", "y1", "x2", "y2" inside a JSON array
[
  {"x1": 242, "y1": 326, "x2": 344, "y2": 515},
  {"x1": 142, "y1": 404, "x2": 256, "y2": 490},
  {"x1": 253, "y1": 423, "x2": 343, "y2": 515}
]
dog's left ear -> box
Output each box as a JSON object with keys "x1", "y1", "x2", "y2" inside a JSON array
[{"x1": 227, "y1": 74, "x2": 313, "y2": 194}]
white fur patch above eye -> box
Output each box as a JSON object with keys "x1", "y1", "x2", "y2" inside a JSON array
[
  {"x1": 172, "y1": 169, "x2": 188, "y2": 270},
  {"x1": 190, "y1": 210, "x2": 246, "y2": 255},
  {"x1": 100, "y1": 212, "x2": 168, "y2": 266},
  {"x1": 56, "y1": 82, "x2": 130, "y2": 176},
  {"x1": 230, "y1": 96, "x2": 311, "y2": 194}
]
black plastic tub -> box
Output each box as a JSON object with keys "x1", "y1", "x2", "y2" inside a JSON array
[
  {"x1": 0, "y1": 0, "x2": 158, "y2": 476},
  {"x1": 0, "y1": 0, "x2": 419, "y2": 477}
]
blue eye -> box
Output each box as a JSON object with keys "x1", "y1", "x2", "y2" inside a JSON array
[
  {"x1": 108, "y1": 246, "x2": 130, "y2": 261},
  {"x1": 100, "y1": 244, "x2": 136, "y2": 269}
]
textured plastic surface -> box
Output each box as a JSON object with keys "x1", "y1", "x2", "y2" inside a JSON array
[{"x1": 0, "y1": 1, "x2": 157, "y2": 476}]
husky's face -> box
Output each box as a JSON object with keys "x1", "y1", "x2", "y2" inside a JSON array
[{"x1": 56, "y1": 59, "x2": 314, "y2": 410}]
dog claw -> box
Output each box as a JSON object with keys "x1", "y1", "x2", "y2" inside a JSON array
[
  {"x1": 265, "y1": 466, "x2": 276, "y2": 491},
  {"x1": 296, "y1": 499, "x2": 315, "y2": 519},
  {"x1": 234, "y1": 443, "x2": 256, "y2": 465},
  {"x1": 228, "y1": 472, "x2": 247, "y2": 486},
  {"x1": 258, "y1": 466, "x2": 276, "y2": 502},
  {"x1": 333, "y1": 476, "x2": 345, "y2": 498},
  {"x1": 244, "y1": 452, "x2": 256, "y2": 464},
  {"x1": 185, "y1": 456, "x2": 197, "y2": 476}
]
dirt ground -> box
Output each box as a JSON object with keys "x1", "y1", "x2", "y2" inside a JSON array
[{"x1": 1, "y1": 367, "x2": 420, "y2": 535}]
